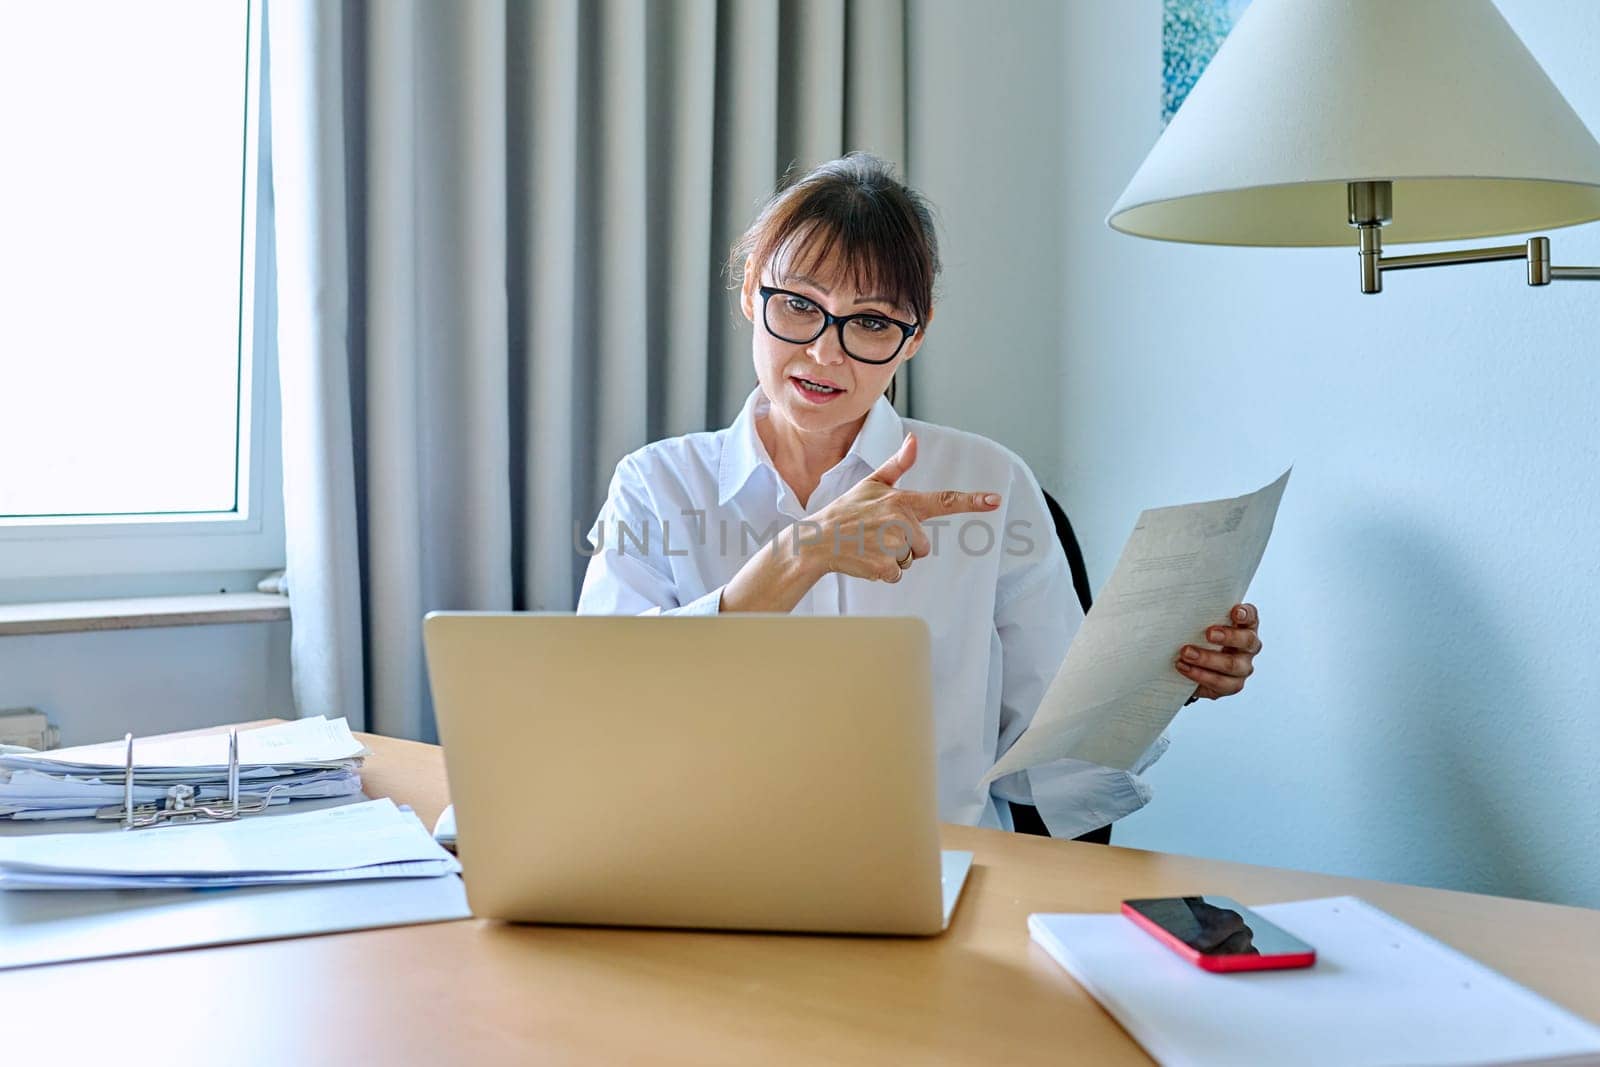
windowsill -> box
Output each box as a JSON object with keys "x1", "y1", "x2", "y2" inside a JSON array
[{"x1": 0, "y1": 592, "x2": 290, "y2": 637}]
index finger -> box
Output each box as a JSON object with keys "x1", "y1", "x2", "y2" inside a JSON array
[
  {"x1": 902, "y1": 489, "x2": 1002, "y2": 519},
  {"x1": 1230, "y1": 603, "x2": 1259, "y2": 629}
]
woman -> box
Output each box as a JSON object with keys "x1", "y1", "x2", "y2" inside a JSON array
[{"x1": 577, "y1": 154, "x2": 1262, "y2": 839}]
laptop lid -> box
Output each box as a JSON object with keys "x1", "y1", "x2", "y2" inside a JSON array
[{"x1": 423, "y1": 613, "x2": 948, "y2": 935}]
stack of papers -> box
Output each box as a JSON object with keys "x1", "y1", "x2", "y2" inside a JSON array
[
  {"x1": 0, "y1": 717, "x2": 367, "y2": 820},
  {"x1": 0, "y1": 797, "x2": 460, "y2": 890}
]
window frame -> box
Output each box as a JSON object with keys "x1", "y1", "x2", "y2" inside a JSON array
[{"x1": 0, "y1": 0, "x2": 283, "y2": 604}]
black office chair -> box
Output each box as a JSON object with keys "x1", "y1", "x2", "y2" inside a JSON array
[{"x1": 1008, "y1": 490, "x2": 1113, "y2": 845}]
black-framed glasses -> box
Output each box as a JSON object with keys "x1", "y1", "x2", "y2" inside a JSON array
[{"x1": 757, "y1": 285, "x2": 919, "y2": 365}]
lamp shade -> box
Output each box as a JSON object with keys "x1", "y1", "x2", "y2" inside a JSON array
[{"x1": 1109, "y1": 0, "x2": 1600, "y2": 247}]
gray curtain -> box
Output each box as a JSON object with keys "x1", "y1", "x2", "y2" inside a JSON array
[{"x1": 268, "y1": 0, "x2": 911, "y2": 740}]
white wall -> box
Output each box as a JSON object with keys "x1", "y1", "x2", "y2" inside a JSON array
[
  {"x1": 0, "y1": 622, "x2": 294, "y2": 745},
  {"x1": 907, "y1": 0, "x2": 1068, "y2": 492},
  {"x1": 1060, "y1": 0, "x2": 1600, "y2": 907}
]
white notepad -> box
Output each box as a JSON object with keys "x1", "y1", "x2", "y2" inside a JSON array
[{"x1": 1029, "y1": 896, "x2": 1600, "y2": 1067}]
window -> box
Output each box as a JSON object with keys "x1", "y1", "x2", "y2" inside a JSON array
[{"x1": 0, "y1": 0, "x2": 282, "y2": 602}]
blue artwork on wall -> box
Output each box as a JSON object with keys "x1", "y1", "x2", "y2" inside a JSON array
[{"x1": 1163, "y1": 0, "x2": 1252, "y2": 124}]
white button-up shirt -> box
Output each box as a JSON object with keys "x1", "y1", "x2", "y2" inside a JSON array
[{"x1": 576, "y1": 387, "x2": 1167, "y2": 837}]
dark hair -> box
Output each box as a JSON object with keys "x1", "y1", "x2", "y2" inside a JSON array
[{"x1": 731, "y1": 153, "x2": 941, "y2": 329}]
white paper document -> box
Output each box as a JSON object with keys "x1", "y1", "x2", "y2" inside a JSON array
[
  {"x1": 1028, "y1": 896, "x2": 1600, "y2": 1067},
  {"x1": 985, "y1": 470, "x2": 1289, "y2": 781},
  {"x1": 7, "y1": 715, "x2": 370, "y2": 771},
  {"x1": 0, "y1": 797, "x2": 455, "y2": 881},
  {"x1": 0, "y1": 793, "x2": 472, "y2": 970},
  {"x1": 0, "y1": 873, "x2": 471, "y2": 971}
]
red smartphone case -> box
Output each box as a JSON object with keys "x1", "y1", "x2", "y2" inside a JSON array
[{"x1": 1121, "y1": 901, "x2": 1316, "y2": 973}]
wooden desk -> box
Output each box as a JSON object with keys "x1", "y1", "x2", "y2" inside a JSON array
[{"x1": 5, "y1": 728, "x2": 1599, "y2": 1065}]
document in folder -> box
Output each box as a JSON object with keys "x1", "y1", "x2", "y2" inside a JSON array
[
  {"x1": 19, "y1": 715, "x2": 369, "y2": 771},
  {"x1": 0, "y1": 797, "x2": 454, "y2": 884},
  {"x1": 986, "y1": 470, "x2": 1288, "y2": 781},
  {"x1": 0, "y1": 717, "x2": 370, "y2": 820},
  {"x1": 0, "y1": 798, "x2": 472, "y2": 969}
]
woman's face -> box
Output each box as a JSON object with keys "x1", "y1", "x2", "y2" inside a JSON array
[{"x1": 739, "y1": 240, "x2": 928, "y2": 437}]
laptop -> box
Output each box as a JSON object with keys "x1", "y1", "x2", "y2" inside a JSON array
[{"x1": 422, "y1": 613, "x2": 973, "y2": 935}]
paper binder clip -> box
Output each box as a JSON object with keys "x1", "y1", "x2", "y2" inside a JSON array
[{"x1": 96, "y1": 729, "x2": 286, "y2": 830}]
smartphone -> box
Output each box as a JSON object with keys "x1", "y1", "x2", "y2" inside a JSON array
[{"x1": 1121, "y1": 895, "x2": 1316, "y2": 972}]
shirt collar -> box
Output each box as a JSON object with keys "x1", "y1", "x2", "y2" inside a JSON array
[
  {"x1": 717, "y1": 388, "x2": 769, "y2": 506},
  {"x1": 845, "y1": 388, "x2": 906, "y2": 472},
  {"x1": 717, "y1": 387, "x2": 905, "y2": 506}
]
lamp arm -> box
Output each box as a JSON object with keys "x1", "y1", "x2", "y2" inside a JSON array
[
  {"x1": 1347, "y1": 181, "x2": 1600, "y2": 293},
  {"x1": 1380, "y1": 242, "x2": 1530, "y2": 272}
]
